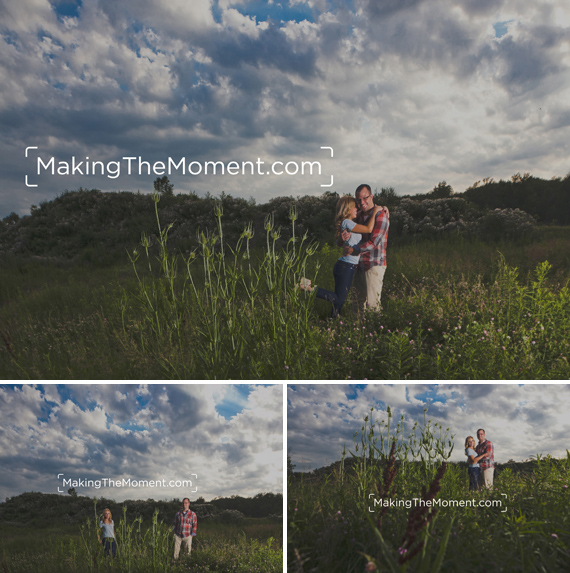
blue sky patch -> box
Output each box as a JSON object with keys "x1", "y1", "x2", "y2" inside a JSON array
[
  {"x1": 232, "y1": 1, "x2": 315, "y2": 25},
  {"x1": 51, "y1": 0, "x2": 82, "y2": 20},
  {"x1": 493, "y1": 20, "x2": 513, "y2": 39},
  {"x1": 412, "y1": 387, "x2": 447, "y2": 404},
  {"x1": 214, "y1": 385, "x2": 252, "y2": 420},
  {"x1": 345, "y1": 384, "x2": 366, "y2": 400},
  {"x1": 51, "y1": 0, "x2": 83, "y2": 22}
]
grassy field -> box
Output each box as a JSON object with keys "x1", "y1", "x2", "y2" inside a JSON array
[
  {"x1": 288, "y1": 410, "x2": 570, "y2": 572},
  {"x1": 1, "y1": 218, "x2": 569, "y2": 379},
  {"x1": 0, "y1": 515, "x2": 282, "y2": 572}
]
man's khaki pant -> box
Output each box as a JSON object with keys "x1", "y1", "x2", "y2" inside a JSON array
[
  {"x1": 173, "y1": 534, "x2": 193, "y2": 559},
  {"x1": 354, "y1": 265, "x2": 386, "y2": 311},
  {"x1": 482, "y1": 468, "x2": 494, "y2": 489}
]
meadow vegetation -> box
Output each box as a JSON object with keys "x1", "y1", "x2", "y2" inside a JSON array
[
  {"x1": 288, "y1": 408, "x2": 570, "y2": 572},
  {"x1": 1, "y1": 188, "x2": 569, "y2": 379},
  {"x1": 0, "y1": 493, "x2": 282, "y2": 573}
]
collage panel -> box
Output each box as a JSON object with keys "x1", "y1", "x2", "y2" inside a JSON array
[
  {"x1": 0, "y1": 383, "x2": 284, "y2": 572},
  {"x1": 288, "y1": 383, "x2": 570, "y2": 572}
]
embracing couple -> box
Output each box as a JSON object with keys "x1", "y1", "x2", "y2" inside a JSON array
[
  {"x1": 465, "y1": 429, "x2": 495, "y2": 491},
  {"x1": 300, "y1": 184, "x2": 390, "y2": 317}
]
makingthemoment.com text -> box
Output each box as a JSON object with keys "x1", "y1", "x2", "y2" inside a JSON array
[
  {"x1": 371, "y1": 497, "x2": 503, "y2": 510},
  {"x1": 61, "y1": 478, "x2": 193, "y2": 489},
  {"x1": 35, "y1": 156, "x2": 323, "y2": 179}
]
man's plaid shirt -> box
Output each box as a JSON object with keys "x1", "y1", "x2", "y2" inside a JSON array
[
  {"x1": 475, "y1": 439, "x2": 494, "y2": 470},
  {"x1": 174, "y1": 509, "x2": 197, "y2": 537},
  {"x1": 352, "y1": 209, "x2": 389, "y2": 271}
]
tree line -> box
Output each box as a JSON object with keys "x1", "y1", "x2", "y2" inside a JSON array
[
  {"x1": 0, "y1": 491, "x2": 283, "y2": 526},
  {"x1": 1, "y1": 173, "x2": 567, "y2": 264}
]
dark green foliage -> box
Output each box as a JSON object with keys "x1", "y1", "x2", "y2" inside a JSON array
[
  {"x1": 2, "y1": 176, "x2": 564, "y2": 265},
  {"x1": 462, "y1": 174, "x2": 570, "y2": 224},
  {"x1": 0, "y1": 491, "x2": 282, "y2": 524},
  {"x1": 429, "y1": 181, "x2": 454, "y2": 198},
  {"x1": 153, "y1": 176, "x2": 174, "y2": 197},
  {"x1": 209, "y1": 493, "x2": 282, "y2": 518},
  {"x1": 374, "y1": 187, "x2": 401, "y2": 210}
]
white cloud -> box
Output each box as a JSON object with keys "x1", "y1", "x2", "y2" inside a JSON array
[
  {"x1": 0, "y1": 384, "x2": 283, "y2": 502},
  {"x1": 288, "y1": 384, "x2": 570, "y2": 471},
  {"x1": 1, "y1": 0, "x2": 570, "y2": 216}
]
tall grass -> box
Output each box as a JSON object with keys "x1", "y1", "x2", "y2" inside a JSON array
[
  {"x1": 1, "y1": 221, "x2": 569, "y2": 379},
  {"x1": 0, "y1": 501, "x2": 282, "y2": 573},
  {"x1": 123, "y1": 192, "x2": 323, "y2": 378},
  {"x1": 288, "y1": 410, "x2": 570, "y2": 572}
]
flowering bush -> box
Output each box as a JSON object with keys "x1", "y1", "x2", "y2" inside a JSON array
[{"x1": 389, "y1": 198, "x2": 537, "y2": 242}]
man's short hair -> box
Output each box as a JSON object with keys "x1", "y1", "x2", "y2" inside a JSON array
[
  {"x1": 355, "y1": 184, "x2": 371, "y2": 196},
  {"x1": 477, "y1": 428, "x2": 485, "y2": 434},
  {"x1": 182, "y1": 497, "x2": 190, "y2": 503}
]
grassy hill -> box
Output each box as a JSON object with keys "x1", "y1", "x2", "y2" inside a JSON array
[{"x1": 3, "y1": 174, "x2": 567, "y2": 265}]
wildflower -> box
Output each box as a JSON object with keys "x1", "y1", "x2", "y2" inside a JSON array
[
  {"x1": 364, "y1": 562, "x2": 377, "y2": 572},
  {"x1": 551, "y1": 533, "x2": 558, "y2": 538}
]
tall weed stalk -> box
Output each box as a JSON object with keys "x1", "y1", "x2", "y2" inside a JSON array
[{"x1": 125, "y1": 194, "x2": 321, "y2": 378}]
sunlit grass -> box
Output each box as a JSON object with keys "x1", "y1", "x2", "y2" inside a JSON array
[{"x1": 1, "y1": 223, "x2": 569, "y2": 379}]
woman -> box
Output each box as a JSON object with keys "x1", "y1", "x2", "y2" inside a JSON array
[
  {"x1": 300, "y1": 196, "x2": 380, "y2": 317},
  {"x1": 465, "y1": 436, "x2": 487, "y2": 491},
  {"x1": 99, "y1": 508, "x2": 117, "y2": 558}
]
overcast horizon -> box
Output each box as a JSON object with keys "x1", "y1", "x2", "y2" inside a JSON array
[
  {"x1": 0, "y1": 384, "x2": 283, "y2": 503},
  {"x1": 288, "y1": 384, "x2": 570, "y2": 472},
  {"x1": 2, "y1": 0, "x2": 570, "y2": 219}
]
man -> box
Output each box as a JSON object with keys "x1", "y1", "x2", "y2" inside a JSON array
[
  {"x1": 475, "y1": 428, "x2": 495, "y2": 489},
  {"x1": 173, "y1": 497, "x2": 197, "y2": 560},
  {"x1": 341, "y1": 184, "x2": 390, "y2": 311}
]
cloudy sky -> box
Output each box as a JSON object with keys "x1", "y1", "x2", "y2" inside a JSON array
[
  {"x1": 288, "y1": 383, "x2": 570, "y2": 471},
  {"x1": 0, "y1": 383, "x2": 283, "y2": 502},
  {"x1": 1, "y1": 0, "x2": 569, "y2": 218}
]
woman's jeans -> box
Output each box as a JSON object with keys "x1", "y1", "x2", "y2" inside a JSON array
[
  {"x1": 315, "y1": 260, "x2": 357, "y2": 317},
  {"x1": 468, "y1": 466, "x2": 479, "y2": 491},
  {"x1": 103, "y1": 538, "x2": 117, "y2": 557}
]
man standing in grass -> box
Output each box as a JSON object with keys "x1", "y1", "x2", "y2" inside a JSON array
[
  {"x1": 173, "y1": 497, "x2": 197, "y2": 560},
  {"x1": 341, "y1": 184, "x2": 390, "y2": 311},
  {"x1": 476, "y1": 428, "x2": 495, "y2": 489}
]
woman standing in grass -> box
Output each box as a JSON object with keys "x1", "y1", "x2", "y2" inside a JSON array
[
  {"x1": 99, "y1": 508, "x2": 117, "y2": 558},
  {"x1": 300, "y1": 196, "x2": 380, "y2": 317},
  {"x1": 465, "y1": 436, "x2": 487, "y2": 491}
]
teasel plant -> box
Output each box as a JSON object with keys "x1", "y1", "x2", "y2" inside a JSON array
[
  {"x1": 364, "y1": 461, "x2": 454, "y2": 573},
  {"x1": 124, "y1": 192, "x2": 321, "y2": 378},
  {"x1": 374, "y1": 440, "x2": 399, "y2": 533}
]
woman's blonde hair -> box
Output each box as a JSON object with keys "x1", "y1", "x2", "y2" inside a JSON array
[
  {"x1": 335, "y1": 196, "x2": 357, "y2": 237},
  {"x1": 464, "y1": 436, "x2": 475, "y2": 449},
  {"x1": 101, "y1": 508, "x2": 113, "y2": 521}
]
